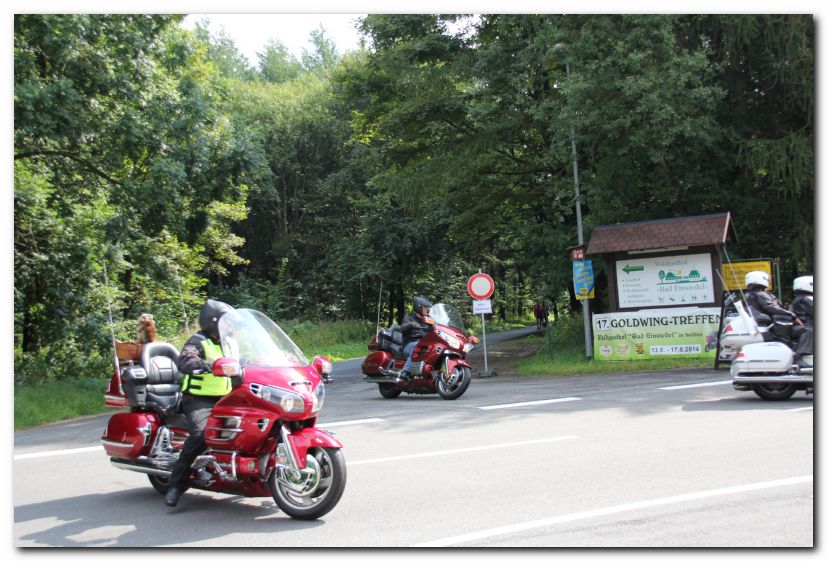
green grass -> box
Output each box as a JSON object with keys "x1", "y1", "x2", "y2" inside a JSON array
[
  {"x1": 15, "y1": 377, "x2": 110, "y2": 430},
  {"x1": 515, "y1": 316, "x2": 714, "y2": 377}
]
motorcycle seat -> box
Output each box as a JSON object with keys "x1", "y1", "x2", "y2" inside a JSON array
[{"x1": 141, "y1": 342, "x2": 182, "y2": 412}]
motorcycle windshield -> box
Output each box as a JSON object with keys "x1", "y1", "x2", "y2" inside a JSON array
[
  {"x1": 218, "y1": 309, "x2": 309, "y2": 367},
  {"x1": 430, "y1": 303, "x2": 465, "y2": 331}
]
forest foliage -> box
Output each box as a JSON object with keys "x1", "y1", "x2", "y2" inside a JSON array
[{"x1": 13, "y1": 14, "x2": 814, "y2": 383}]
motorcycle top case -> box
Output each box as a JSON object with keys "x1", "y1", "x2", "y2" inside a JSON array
[{"x1": 101, "y1": 411, "x2": 160, "y2": 460}]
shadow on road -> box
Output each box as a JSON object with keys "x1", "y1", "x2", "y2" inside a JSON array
[{"x1": 15, "y1": 487, "x2": 324, "y2": 547}]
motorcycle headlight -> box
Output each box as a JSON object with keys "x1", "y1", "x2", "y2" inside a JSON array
[
  {"x1": 251, "y1": 384, "x2": 305, "y2": 414},
  {"x1": 438, "y1": 330, "x2": 463, "y2": 351},
  {"x1": 311, "y1": 382, "x2": 325, "y2": 413}
]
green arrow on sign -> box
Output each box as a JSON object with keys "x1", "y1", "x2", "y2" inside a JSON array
[{"x1": 623, "y1": 264, "x2": 644, "y2": 274}]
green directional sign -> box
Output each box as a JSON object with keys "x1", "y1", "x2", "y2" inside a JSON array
[{"x1": 616, "y1": 253, "x2": 715, "y2": 308}]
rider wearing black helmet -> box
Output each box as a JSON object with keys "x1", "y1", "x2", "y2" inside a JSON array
[
  {"x1": 165, "y1": 298, "x2": 236, "y2": 507},
  {"x1": 396, "y1": 296, "x2": 434, "y2": 380}
]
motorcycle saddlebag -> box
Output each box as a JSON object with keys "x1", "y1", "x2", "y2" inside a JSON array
[
  {"x1": 101, "y1": 411, "x2": 159, "y2": 460},
  {"x1": 362, "y1": 350, "x2": 393, "y2": 376}
]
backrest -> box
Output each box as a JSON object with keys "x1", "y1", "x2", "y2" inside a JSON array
[
  {"x1": 387, "y1": 325, "x2": 403, "y2": 345},
  {"x1": 141, "y1": 342, "x2": 181, "y2": 386},
  {"x1": 140, "y1": 342, "x2": 182, "y2": 412}
]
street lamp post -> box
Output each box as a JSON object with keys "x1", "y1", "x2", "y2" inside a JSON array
[{"x1": 564, "y1": 59, "x2": 594, "y2": 359}]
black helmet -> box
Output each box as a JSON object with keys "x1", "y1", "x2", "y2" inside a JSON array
[
  {"x1": 199, "y1": 299, "x2": 235, "y2": 339},
  {"x1": 413, "y1": 296, "x2": 433, "y2": 315}
]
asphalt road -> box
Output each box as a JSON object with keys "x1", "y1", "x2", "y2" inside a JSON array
[{"x1": 13, "y1": 327, "x2": 813, "y2": 548}]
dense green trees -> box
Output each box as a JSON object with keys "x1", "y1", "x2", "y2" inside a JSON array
[{"x1": 13, "y1": 14, "x2": 814, "y2": 382}]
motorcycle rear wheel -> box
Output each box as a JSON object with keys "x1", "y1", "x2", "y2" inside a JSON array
[
  {"x1": 752, "y1": 383, "x2": 798, "y2": 401},
  {"x1": 148, "y1": 474, "x2": 171, "y2": 494},
  {"x1": 437, "y1": 365, "x2": 471, "y2": 400},
  {"x1": 270, "y1": 447, "x2": 347, "y2": 520},
  {"x1": 378, "y1": 383, "x2": 402, "y2": 398}
]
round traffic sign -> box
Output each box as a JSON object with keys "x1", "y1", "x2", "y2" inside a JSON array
[{"x1": 468, "y1": 273, "x2": 495, "y2": 300}]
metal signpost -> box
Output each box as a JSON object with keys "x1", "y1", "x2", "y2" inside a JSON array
[{"x1": 468, "y1": 271, "x2": 496, "y2": 377}]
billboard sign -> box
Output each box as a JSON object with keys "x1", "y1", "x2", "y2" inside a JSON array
[
  {"x1": 593, "y1": 307, "x2": 721, "y2": 361},
  {"x1": 616, "y1": 253, "x2": 715, "y2": 308}
]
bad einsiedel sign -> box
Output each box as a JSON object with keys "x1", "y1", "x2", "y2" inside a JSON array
[{"x1": 615, "y1": 253, "x2": 715, "y2": 309}]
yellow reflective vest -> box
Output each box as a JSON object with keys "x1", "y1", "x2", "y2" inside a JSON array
[{"x1": 181, "y1": 335, "x2": 231, "y2": 396}]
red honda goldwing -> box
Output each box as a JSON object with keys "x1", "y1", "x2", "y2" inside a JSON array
[
  {"x1": 361, "y1": 303, "x2": 477, "y2": 400},
  {"x1": 102, "y1": 308, "x2": 345, "y2": 520}
]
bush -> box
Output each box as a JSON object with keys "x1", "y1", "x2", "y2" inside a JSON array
[{"x1": 14, "y1": 342, "x2": 111, "y2": 386}]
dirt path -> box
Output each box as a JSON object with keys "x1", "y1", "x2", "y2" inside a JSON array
[{"x1": 476, "y1": 335, "x2": 544, "y2": 377}]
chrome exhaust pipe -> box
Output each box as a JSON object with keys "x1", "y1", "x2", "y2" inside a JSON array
[{"x1": 110, "y1": 458, "x2": 172, "y2": 478}]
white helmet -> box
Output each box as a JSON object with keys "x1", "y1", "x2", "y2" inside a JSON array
[
  {"x1": 793, "y1": 275, "x2": 813, "y2": 294},
  {"x1": 745, "y1": 270, "x2": 770, "y2": 289}
]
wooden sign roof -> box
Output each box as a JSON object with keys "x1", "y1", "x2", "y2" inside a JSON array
[{"x1": 586, "y1": 212, "x2": 733, "y2": 255}]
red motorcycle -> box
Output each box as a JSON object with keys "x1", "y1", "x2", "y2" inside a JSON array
[
  {"x1": 101, "y1": 308, "x2": 346, "y2": 520},
  {"x1": 361, "y1": 303, "x2": 477, "y2": 400}
]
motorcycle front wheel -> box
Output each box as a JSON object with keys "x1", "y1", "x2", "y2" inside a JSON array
[
  {"x1": 270, "y1": 447, "x2": 347, "y2": 520},
  {"x1": 752, "y1": 383, "x2": 798, "y2": 401},
  {"x1": 437, "y1": 365, "x2": 471, "y2": 400}
]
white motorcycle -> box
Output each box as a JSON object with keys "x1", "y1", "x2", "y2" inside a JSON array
[{"x1": 718, "y1": 300, "x2": 813, "y2": 400}]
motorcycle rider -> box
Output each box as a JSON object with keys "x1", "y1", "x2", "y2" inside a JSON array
[
  {"x1": 789, "y1": 275, "x2": 814, "y2": 364},
  {"x1": 744, "y1": 271, "x2": 794, "y2": 323},
  {"x1": 790, "y1": 275, "x2": 814, "y2": 327},
  {"x1": 744, "y1": 271, "x2": 812, "y2": 366},
  {"x1": 164, "y1": 299, "x2": 236, "y2": 507},
  {"x1": 395, "y1": 296, "x2": 434, "y2": 380}
]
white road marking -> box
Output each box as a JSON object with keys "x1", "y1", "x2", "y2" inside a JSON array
[
  {"x1": 415, "y1": 475, "x2": 814, "y2": 547},
  {"x1": 658, "y1": 380, "x2": 732, "y2": 390},
  {"x1": 787, "y1": 406, "x2": 813, "y2": 412},
  {"x1": 349, "y1": 436, "x2": 578, "y2": 466},
  {"x1": 478, "y1": 397, "x2": 582, "y2": 410},
  {"x1": 318, "y1": 417, "x2": 384, "y2": 428},
  {"x1": 14, "y1": 445, "x2": 103, "y2": 461}
]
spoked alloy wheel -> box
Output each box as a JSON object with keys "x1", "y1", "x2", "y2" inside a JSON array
[
  {"x1": 270, "y1": 447, "x2": 347, "y2": 520},
  {"x1": 437, "y1": 365, "x2": 471, "y2": 400},
  {"x1": 752, "y1": 383, "x2": 798, "y2": 401}
]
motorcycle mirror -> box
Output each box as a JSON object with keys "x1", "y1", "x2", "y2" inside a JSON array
[
  {"x1": 425, "y1": 317, "x2": 436, "y2": 325},
  {"x1": 312, "y1": 355, "x2": 333, "y2": 382},
  {"x1": 213, "y1": 357, "x2": 242, "y2": 377}
]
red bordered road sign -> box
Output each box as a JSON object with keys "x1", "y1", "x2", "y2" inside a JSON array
[{"x1": 468, "y1": 273, "x2": 495, "y2": 300}]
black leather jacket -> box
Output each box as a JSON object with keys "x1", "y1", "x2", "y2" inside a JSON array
[
  {"x1": 399, "y1": 313, "x2": 432, "y2": 345},
  {"x1": 746, "y1": 289, "x2": 794, "y2": 321},
  {"x1": 178, "y1": 331, "x2": 216, "y2": 374},
  {"x1": 790, "y1": 293, "x2": 814, "y2": 327}
]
